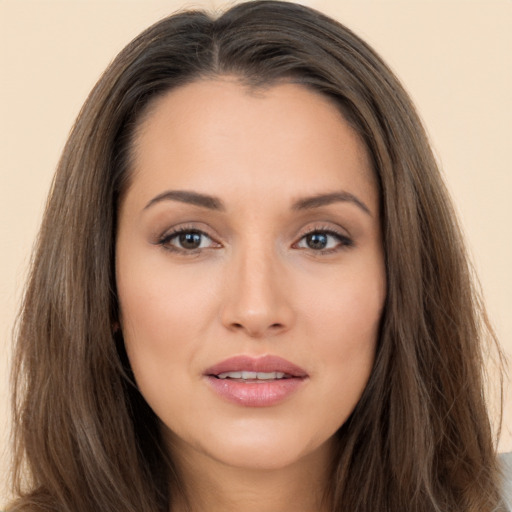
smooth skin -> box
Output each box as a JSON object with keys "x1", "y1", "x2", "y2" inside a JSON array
[{"x1": 116, "y1": 79, "x2": 386, "y2": 512}]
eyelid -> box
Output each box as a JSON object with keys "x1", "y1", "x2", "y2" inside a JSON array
[
  {"x1": 155, "y1": 224, "x2": 222, "y2": 254},
  {"x1": 152, "y1": 221, "x2": 353, "y2": 255},
  {"x1": 293, "y1": 224, "x2": 354, "y2": 253}
]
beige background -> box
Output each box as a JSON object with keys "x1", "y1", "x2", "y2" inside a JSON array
[{"x1": 1, "y1": 0, "x2": 511, "y2": 503}]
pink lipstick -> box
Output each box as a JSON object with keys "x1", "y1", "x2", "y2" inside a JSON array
[{"x1": 204, "y1": 355, "x2": 308, "y2": 407}]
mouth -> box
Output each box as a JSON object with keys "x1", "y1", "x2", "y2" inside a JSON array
[
  {"x1": 204, "y1": 355, "x2": 308, "y2": 407},
  {"x1": 214, "y1": 370, "x2": 294, "y2": 382},
  {"x1": 205, "y1": 354, "x2": 308, "y2": 380}
]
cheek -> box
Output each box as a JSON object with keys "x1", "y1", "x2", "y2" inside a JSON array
[
  {"x1": 117, "y1": 275, "x2": 207, "y2": 425},
  {"x1": 301, "y1": 258, "x2": 385, "y2": 343},
  {"x1": 300, "y1": 260, "x2": 385, "y2": 405},
  {"x1": 318, "y1": 293, "x2": 380, "y2": 388},
  {"x1": 116, "y1": 256, "x2": 218, "y2": 394},
  {"x1": 118, "y1": 255, "x2": 218, "y2": 339}
]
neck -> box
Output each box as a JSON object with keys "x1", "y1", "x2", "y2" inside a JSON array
[{"x1": 167, "y1": 438, "x2": 334, "y2": 512}]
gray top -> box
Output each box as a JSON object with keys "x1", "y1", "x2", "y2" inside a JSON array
[{"x1": 502, "y1": 452, "x2": 512, "y2": 511}]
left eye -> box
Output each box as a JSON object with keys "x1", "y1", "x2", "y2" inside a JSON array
[
  {"x1": 296, "y1": 231, "x2": 349, "y2": 251},
  {"x1": 161, "y1": 230, "x2": 216, "y2": 251}
]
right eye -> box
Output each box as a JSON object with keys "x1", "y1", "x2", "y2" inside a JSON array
[{"x1": 158, "y1": 229, "x2": 220, "y2": 253}]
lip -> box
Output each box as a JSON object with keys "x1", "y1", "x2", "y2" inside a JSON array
[{"x1": 204, "y1": 355, "x2": 308, "y2": 407}]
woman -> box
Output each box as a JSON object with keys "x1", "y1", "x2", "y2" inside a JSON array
[{"x1": 7, "y1": 1, "x2": 510, "y2": 511}]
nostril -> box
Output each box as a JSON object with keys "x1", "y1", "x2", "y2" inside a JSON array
[{"x1": 228, "y1": 321, "x2": 285, "y2": 337}]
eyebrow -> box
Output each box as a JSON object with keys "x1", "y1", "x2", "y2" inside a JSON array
[
  {"x1": 144, "y1": 190, "x2": 226, "y2": 211},
  {"x1": 143, "y1": 189, "x2": 371, "y2": 216},
  {"x1": 292, "y1": 191, "x2": 372, "y2": 216}
]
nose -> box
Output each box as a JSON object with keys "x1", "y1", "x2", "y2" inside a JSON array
[{"x1": 220, "y1": 244, "x2": 295, "y2": 338}]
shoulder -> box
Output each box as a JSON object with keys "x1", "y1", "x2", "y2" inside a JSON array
[{"x1": 501, "y1": 452, "x2": 512, "y2": 511}]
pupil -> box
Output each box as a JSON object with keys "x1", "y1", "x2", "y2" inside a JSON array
[
  {"x1": 307, "y1": 233, "x2": 327, "y2": 249},
  {"x1": 179, "y1": 232, "x2": 201, "y2": 249}
]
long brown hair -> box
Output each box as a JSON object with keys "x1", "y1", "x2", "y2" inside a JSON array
[{"x1": 9, "y1": 1, "x2": 506, "y2": 511}]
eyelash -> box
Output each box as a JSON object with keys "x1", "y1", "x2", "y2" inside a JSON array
[
  {"x1": 294, "y1": 226, "x2": 354, "y2": 254},
  {"x1": 156, "y1": 225, "x2": 354, "y2": 255},
  {"x1": 156, "y1": 225, "x2": 219, "y2": 255}
]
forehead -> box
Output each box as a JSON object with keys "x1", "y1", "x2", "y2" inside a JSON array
[{"x1": 126, "y1": 78, "x2": 377, "y2": 212}]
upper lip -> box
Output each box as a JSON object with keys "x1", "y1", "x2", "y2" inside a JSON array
[{"x1": 204, "y1": 355, "x2": 308, "y2": 378}]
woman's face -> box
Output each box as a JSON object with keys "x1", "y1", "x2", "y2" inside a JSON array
[{"x1": 116, "y1": 79, "x2": 386, "y2": 472}]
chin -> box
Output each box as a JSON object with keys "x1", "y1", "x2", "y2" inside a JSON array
[
  {"x1": 209, "y1": 441, "x2": 316, "y2": 471},
  {"x1": 181, "y1": 419, "x2": 334, "y2": 472}
]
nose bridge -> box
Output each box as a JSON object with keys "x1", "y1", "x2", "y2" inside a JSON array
[{"x1": 221, "y1": 235, "x2": 293, "y2": 337}]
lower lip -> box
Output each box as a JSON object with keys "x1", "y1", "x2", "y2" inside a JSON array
[{"x1": 205, "y1": 376, "x2": 306, "y2": 407}]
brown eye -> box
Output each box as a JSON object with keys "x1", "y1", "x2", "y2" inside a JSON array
[
  {"x1": 178, "y1": 232, "x2": 203, "y2": 250},
  {"x1": 159, "y1": 229, "x2": 219, "y2": 252},
  {"x1": 296, "y1": 230, "x2": 353, "y2": 252}
]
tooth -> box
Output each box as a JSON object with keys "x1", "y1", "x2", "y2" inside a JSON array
[
  {"x1": 217, "y1": 371, "x2": 242, "y2": 379},
  {"x1": 216, "y1": 371, "x2": 289, "y2": 380},
  {"x1": 257, "y1": 372, "x2": 276, "y2": 379}
]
